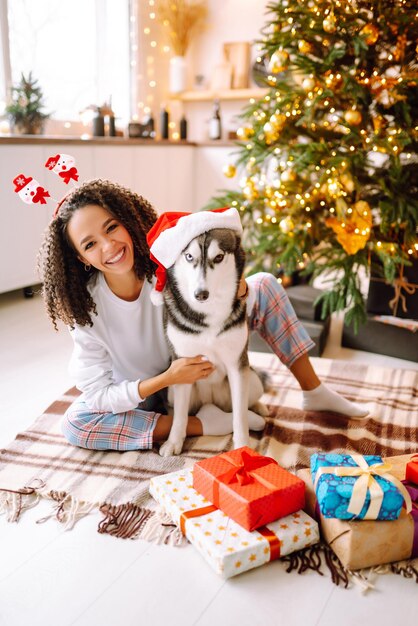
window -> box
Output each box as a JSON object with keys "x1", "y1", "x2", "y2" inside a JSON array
[{"x1": 5, "y1": 0, "x2": 130, "y2": 123}]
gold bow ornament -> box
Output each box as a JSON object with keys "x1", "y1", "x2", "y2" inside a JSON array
[{"x1": 314, "y1": 453, "x2": 412, "y2": 520}]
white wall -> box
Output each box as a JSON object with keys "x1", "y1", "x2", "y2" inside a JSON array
[
  {"x1": 187, "y1": 1, "x2": 268, "y2": 89},
  {"x1": 176, "y1": 1, "x2": 269, "y2": 142}
]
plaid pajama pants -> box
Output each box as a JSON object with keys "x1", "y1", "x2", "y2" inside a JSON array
[{"x1": 62, "y1": 272, "x2": 314, "y2": 451}]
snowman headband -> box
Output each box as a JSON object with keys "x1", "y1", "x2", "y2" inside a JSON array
[{"x1": 12, "y1": 153, "x2": 79, "y2": 218}]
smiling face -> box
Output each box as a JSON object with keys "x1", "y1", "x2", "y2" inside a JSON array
[{"x1": 66, "y1": 204, "x2": 135, "y2": 280}]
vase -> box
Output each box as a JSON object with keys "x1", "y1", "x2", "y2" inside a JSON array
[{"x1": 169, "y1": 56, "x2": 187, "y2": 94}]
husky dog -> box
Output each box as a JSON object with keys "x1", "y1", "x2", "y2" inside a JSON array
[{"x1": 158, "y1": 227, "x2": 267, "y2": 457}]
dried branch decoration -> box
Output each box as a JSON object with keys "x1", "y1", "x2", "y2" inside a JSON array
[{"x1": 156, "y1": 0, "x2": 208, "y2": 56}]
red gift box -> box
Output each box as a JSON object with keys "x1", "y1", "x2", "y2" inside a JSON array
[
  {"x1": 405, "y1": 454, "x2": 418, "y2": 484},
  {"x1": 192, "y1": 446, "x2": 305, "y2": 531}
]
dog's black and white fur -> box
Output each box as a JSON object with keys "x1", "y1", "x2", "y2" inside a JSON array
[{"x1": 159, "y1": 228, "x2": 267, "y2": 457}]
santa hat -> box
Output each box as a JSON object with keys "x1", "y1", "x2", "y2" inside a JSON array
[
  {"x1": 13, "y1": 174, "x2": 33, "y2": 193},
  {"x1": 147, "y1": 207, "x2": 243, "y2": 305},
  {"x1": 45, "y1": 155, "x2": 60, "y2": 170}
]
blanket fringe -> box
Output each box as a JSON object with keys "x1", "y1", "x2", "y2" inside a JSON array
[
  {"x1": 283, "y1": 542, "x2": 348, "y2": 588},
  {"x1": 140, "y1": 509, "x2": 185, "y2": 546},
  {"x1": 98, "y1": 502, "x2": 154, "y2": 539},
  {"x1": 36, "y1": 491, "x2": 95, "y2": 530},
  {"x1": 282, "y1": 543, "x2": 418, "y2": 591},
  {"x1": 0, "y1": 480, "x2": 45, "y2": 522},
  {"x1": 389, "y1": 559, "x2": 418, "y2": 582}
]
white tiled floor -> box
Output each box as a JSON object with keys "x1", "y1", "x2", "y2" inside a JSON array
[{"x1": 0, "y1": 288, "x2": 417, "y2": 626}]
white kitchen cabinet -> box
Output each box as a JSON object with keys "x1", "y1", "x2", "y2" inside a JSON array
[{"x1": 0, "y1": 146, "x2": 50, "y2": 293}]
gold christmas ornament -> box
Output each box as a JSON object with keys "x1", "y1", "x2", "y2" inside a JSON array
[
  {"x1": 236, "y1": 126, "x2": 254, "y2": 140},
  {"x1": 270, "y1": 22, "x2": 282, "y2": 34},
  {"x1": 360, "y1": 23, "x2": 379, "y2": 45},
  {"x1": 263, "y1": 122, "x2": 277, "y2": 144},
  {"x1": 269, "y1": 49, "x2": 290, "y2": 73},
  {"x1": 340, "y1": 173, "x2": 355, "y2": 193},
  {"x1": 323, "y1": 12, "x2": 337, "y2": 34},
  {"x1": 281, "y1": 169, "x2": 297, "y2": 183},
  {"x1": 298, "y1": 40, "x2": 313, "y2": 54},
  {"x1": 344, "y1": 108, "x2": 362, "y2": 126},
  {"x1": 302, "y1": 76, "x2": 316, "y2": 91},
  {"x1": 222, "y1": 164, "x2": 237, "y2": 178},
  {"x1": 243, "y1": 184, "x2": 258, "y2": 201},
  {"x1": 372, "y1": 114, "x2": 387, "y2": 132},
  {"x1": 324, "y1": 70, "x2": 343, "y2": 90},
  {"x1": 279, "y1": 217, "x2": 295, "y2": 234}
]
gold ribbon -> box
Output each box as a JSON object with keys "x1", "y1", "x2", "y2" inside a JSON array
[
  {"x1": 370, "y1": 264, "x2": 418, "y2": 317},
  {"x1": 314, "y1": 453, "x2": 412, "y2": 519}
]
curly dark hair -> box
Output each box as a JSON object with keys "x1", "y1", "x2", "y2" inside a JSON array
[{"x1": 38, "y1": 179, "x2": 158, "y2": 330}]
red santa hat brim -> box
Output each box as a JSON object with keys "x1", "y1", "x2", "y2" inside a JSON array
[{"x1": 147, "y1": 207, "x2": 243, "y2": 305}]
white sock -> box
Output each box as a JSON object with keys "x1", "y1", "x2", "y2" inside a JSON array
[
  {"x1": 196, "y1": 404, "x2": 266, "y2": 436},
  {"x1": 302, "y1": 383, "x2": 369, "y2": 418}
]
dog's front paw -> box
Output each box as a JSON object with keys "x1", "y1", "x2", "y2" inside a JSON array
[
  {"x1": 159, "y1": 438, "x2": 184, "y2": 457},
  {"x1": 232, "y1": 434, "x2": 250, "y2": 449}
]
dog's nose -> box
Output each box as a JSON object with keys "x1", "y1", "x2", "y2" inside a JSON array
[{"x1": 194, "y1": 289, "x2": 209, "y2": 301}]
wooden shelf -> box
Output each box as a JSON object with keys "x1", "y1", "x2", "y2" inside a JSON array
[{"x1": 170, "y1": 88, "x2": 268, "y2": 102}]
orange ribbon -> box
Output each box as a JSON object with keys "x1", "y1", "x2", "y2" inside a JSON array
[
  {"x1": 257, "y1": 526, "x2": 282, "y2": 561},
  {"x1": 179, "y1": 504, "x2": 217, "y2": 535}
]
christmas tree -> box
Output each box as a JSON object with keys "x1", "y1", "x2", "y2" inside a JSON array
[{"x1": 207, "y1": 0, "x2": 418, "y2": 330}]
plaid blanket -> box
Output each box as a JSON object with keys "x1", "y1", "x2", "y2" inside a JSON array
[{"x1": 1, "y1": 355, "x2": 417, "y2": 547}]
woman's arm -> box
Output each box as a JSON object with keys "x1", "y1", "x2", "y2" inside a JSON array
[{"x1": 69, "y1": 326, "x2": 214, "y2": 413}]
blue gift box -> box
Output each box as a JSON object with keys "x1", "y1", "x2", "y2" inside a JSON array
[{"x1": 310, "y1": 452, "x2": 405, "y2": 521}]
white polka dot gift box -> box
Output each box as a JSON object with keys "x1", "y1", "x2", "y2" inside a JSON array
[{"x1": 149, "y1": 467, "x2": 320, "y2": 579}]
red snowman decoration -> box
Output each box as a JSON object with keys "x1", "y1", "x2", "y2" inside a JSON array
[
  {"x1": 45, "y1": 153, "x2": 79, "y2": 184},
  {"x1": 13, "y1": 174, "x2": 50, "y2": 205}
]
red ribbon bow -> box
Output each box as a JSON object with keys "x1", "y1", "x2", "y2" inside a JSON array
[
  {"x1": 59, "y1": 167, "x2": 79, "y2": 185},
  {"x1": 32, "y1": 186, "x2": 50, "y2": 204},
  {"x1": 216, "y1": 449, "x2": 278, "y2": 489}
]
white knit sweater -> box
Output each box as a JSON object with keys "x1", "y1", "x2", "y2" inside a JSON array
[{"x1": 68, "y1": 273, "x2": 171, "y2": 413}]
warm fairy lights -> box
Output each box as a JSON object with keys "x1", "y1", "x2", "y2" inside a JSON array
[{"x1": 130, "y1": 0, "x2": 173, "y2": 121}]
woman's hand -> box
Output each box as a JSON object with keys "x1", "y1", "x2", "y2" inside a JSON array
[
  {"x1": 138, "y1": 356, "x2": 215, "y2": 400},
  {"x1": 166, "y1": 356, "x2": 215, "y2": 385}
]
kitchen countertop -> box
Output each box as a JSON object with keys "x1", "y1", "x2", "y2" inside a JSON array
[{"x1": 0, "y1": 135, "x2": 236, "y2": 147}]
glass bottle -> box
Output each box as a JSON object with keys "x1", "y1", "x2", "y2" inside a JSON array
[
  {"x1": 180, "y1": 115, "x2": 188, "y2": 140},
  {"x1": 209, "y1": 99, "x2": 222, "y2": 140},
  {"x1": 160, "y1": 107, "x2": 169, "y2": 140}
]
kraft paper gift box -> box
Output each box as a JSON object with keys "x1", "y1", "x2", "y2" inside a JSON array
[
  {"x1": 149, "y1": 467, "x2": 319, "y2": 580},
  {"x1": 405, "y1": 454, "x2": 418, "y2": 484},
  {"x1": 311, "y1": 452, "x2": 408, "y2": 520},
  {"x1": 193, "y1": 446, "x2": 305, "y2": 531},
  {"x1": 298, "y1": 454, "x2": 417, "y2": 571}
]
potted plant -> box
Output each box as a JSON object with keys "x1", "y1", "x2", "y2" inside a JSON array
[{"x1": 6, "y1": 72, "x2": 50, "y2": 135}]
